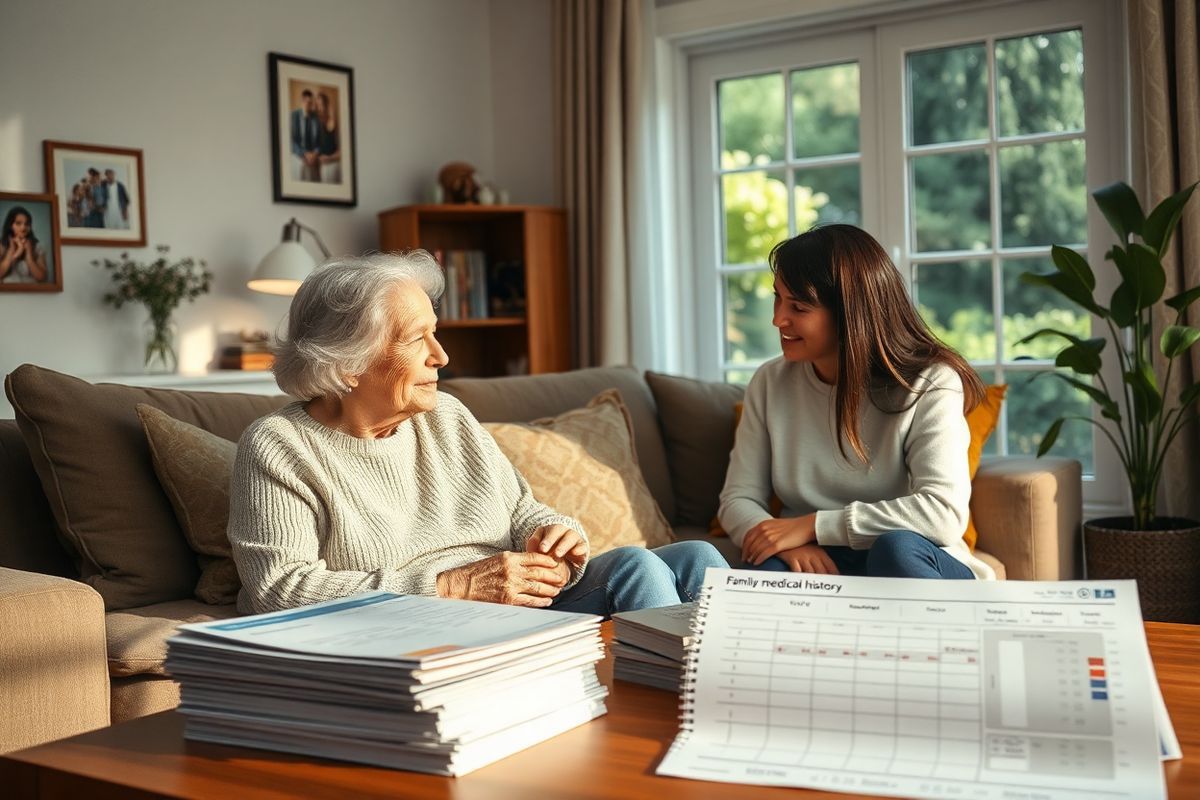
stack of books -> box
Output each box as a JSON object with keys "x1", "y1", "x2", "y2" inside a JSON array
[
  {"x1": 611, "y1": 602, "x2": 696, "y2": 692},
  {"x1": 217, "y1": 345, "x2": 273, "y2": 371},
  {"x1": 432, "y1": 249, "x2": 489, "y2": 320},
  {"x1": 166, "y1": 591, "x2": 607, "y2": 776}
]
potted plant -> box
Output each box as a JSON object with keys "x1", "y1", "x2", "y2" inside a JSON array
[
  {"x1": 94, "y1": 245, "x2": 212, "y2": 373},
  {"x1": 1020, "y1": 180, "x2": 1200, "y2": 621}
]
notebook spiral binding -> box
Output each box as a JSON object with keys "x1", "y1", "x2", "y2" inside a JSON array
[{"x1": 676, "y1": 585, "x2": 714, "y2": 737}]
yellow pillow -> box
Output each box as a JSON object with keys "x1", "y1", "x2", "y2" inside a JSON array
[
  {"x1": 962, "y1": 384, "x2": 1007, "y2": 551},
  {"x1": 484, "y1": 389, "x2": 675, "y2": 556},
  {"x1": 711, "y1": 386, "x2": 1008, "y2": 552}
]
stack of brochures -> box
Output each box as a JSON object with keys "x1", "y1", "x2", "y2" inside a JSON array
[
  {"x1": 611, "y1": 602, "x2": 696, "y2": 691},
  {"x1": 165, "y1": 591, "x2": 607, "y2": 776}
]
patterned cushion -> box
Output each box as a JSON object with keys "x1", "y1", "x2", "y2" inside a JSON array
[
  {"x1": 484, "y1": 389, "x2": 674, "y2": 556},
  {"x1": 137, "y1": 404, "x2": 240, "y2": 605}
]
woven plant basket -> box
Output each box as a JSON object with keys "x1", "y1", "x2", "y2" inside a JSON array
[{"x1": 1085, "y1": 517, "x2": 1200, "y2": 623}]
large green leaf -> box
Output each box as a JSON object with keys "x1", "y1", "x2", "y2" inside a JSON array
[
  {"x1": 1143, "y1": 181, "x2": 1198, "y2": 256},
  {"x1": 1055, "y1": 339, "x2": 1106, "y2": 374},
  {"x1": 1109, "y1": 244, "x2": 1166, "y2": 318},
  {"x1": 1050, "y1": 245, "x2": 1095, "y2": 291},
  {"x1": 1093, "y1": 181, "x2": 1145, "y2": 243},
  {"x1": 1036, "y1": 371, "x2": 1121, "y2": 420},
  {"x1": 1021, "y1": 272, "x2": 1106, "y2": 317},
  {"x1": 1165, "y1": 285, "x2": 1200, "y2": 314},
  {"x1": 1126, "y1": 362, "x2": 1163, "y2": 424},
  {"x1": 1037, "y1": 417, "x2": 1065, "y2": 456},
  {"x1": 1161, "y1": 325, "x2": 1200, "y2": 358}
]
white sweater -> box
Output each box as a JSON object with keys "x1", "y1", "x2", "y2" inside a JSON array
[
  {"x1": 719, "y1": 357, "x2": 995, "y2": 580},
  {"x1": 228, "y1": 394, "x2": 587, "y2": 614}
]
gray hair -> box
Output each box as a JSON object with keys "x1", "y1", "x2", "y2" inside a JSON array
[{"x1": 273, "y1": 251, "x2": 444, "y2": 400}]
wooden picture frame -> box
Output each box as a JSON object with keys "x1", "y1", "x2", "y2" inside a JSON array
[
  {"x1": 43, "y1": 140, "x2": 147, "y2": 247},
  {"x1": 0, "y1": 191, "x2": 64, "y2": 292},
  {"x1": 268, "y1": 52, "x2": 357, "y2": 207}
]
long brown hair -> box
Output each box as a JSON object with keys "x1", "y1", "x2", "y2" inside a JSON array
[{"x1": 769, "y1": 224, "x2": 985, "y2": 464}]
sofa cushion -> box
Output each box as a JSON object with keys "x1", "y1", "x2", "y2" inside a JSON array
[
  {"x1": 0, "y1": 421, "x2": 73, "y2": 577},
  {"x1": 106, "y1": 598, "x2": 239, "y2": 677},
  {"x1": 137, "y1": 405, "x2": 240, "y2": 606},
  {"x1": 484, "y1": 390, "x2": 674, "y2": 556},
  {"x1": 4, "y1": 364, "x2": 289, "y2": 610},
  {"x1": 442, "y1": 366, "x2": 676, "y2": 523},
  {"x1": 644, "y1": 371, "x2": 745, "y2": 527}
]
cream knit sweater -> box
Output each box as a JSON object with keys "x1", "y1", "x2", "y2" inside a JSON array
[
  {"x1": 228, "y1": 394, "x2": 587, "y2": 614},
  {"x1": 719, "y1": 357, "x2": 995, "y2": 580}
]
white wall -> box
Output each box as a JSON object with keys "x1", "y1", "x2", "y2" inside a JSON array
[{"x1": 0, "y1": 0, "x2": 555, "y2": 415}]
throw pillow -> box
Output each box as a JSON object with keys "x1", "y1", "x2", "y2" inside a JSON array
[
  {"x1": 3, "y1": 364, "x2": 288, "y2": 610},
  {"x1": 962, "y1": 384, "x2": 1007, "y2": 551},
  {"x1": 483, "y1": 389, "x2": 674, "y2": 556},
  {"x1": 137, "y1": 404, "x2": 240, "y2": 605},
  {"x1": 644, "y1": 371, "x2": 745, "y2": 527},
  {"x1": 709, "y1": 386, "x2": 1008, "y2": 551}
]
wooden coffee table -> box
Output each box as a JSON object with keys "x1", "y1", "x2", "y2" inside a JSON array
[{"x1": 3, "y1": 622, "x2": 1198, "y2": 799}]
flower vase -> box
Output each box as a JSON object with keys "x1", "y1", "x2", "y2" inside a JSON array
[{"x1": 143, "y1": 314, "x2": 179, "y2": 374}]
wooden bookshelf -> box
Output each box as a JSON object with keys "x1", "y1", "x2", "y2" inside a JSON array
[{"x1": 378, "y1": 204, "x2": 570, "y2": 377}]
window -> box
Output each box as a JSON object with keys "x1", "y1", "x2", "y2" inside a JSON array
[{"x1": 686, "y1": 0, "x2": 1124, "y2": 509}]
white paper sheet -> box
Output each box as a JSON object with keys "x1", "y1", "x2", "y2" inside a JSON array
[{"x1": 657, "y1": 570, "x2": 1172, "y2": 800}]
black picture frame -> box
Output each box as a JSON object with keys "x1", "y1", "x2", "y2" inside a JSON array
[{"x1": 268, "y1": 52, "x2": 357, "y2": 207}]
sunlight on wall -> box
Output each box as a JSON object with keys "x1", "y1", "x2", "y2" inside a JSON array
[
  {"x1": 0, "y1": 115, "x2": 24, "y2": 188},
  {"x1": 179, "y1": 324, "x2": 216, "y2": 375}
]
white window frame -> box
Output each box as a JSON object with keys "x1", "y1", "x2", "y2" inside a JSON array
[{"x1": 656, "y1": 0, "x2": 1129, "y2": 517}]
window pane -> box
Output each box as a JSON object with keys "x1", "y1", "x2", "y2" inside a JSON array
[
  {"x1": 726, "y1": 369, "x2": 756, "y2": 385},
  {"x1": 996, "y1": 29, "x2": 1085, "y2": 137},
  {"x1": 914, "y1": 260, "x2": 995, "y2": 362},
  {"x1": 794, "y1": 164, "x2": 861, "y2": 228},
  {"x1": 999, "y1": 140, "x2": 1087, "y2": 247},
  {"x1": 1007, "y1": 369, "x2": 1094, "y2": 474},
  {"x1": 719, "y1": 73, "x2": 785, "y2": 165},
  {"x1": 1002, "y1": 256, "x2": 1091, "y2": 361},
  {"x1": 912, "y1": 151, "x2": 991, "y2": 252},
  {"x1": 791, "y1": 62, "x2": 860, "y2": 158},
  {"x1": 974, "y1": 368, "x2": 1000, "y2": 456},
  {"x1": 725, "y1": 270, "x2": 782, "y2": 364},
  {"x1": 908, "y1": 43, "x2": 988, "y2": 146},
  {"x1": 722, "y1": 169, "x2": 788, "y2": 265}
]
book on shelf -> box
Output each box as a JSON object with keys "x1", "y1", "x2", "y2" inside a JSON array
[
  {"x1": 166, "y1": 591, "x2": 607, "y2": 776},
  {"x1": 611, "y1": 602, "x2": 697, "y2": 692},
  {"x1": 431, "y1": 249, "x2": 493, "y2": 321}
]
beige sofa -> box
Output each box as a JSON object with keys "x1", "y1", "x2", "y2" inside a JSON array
[{"x1": 0, "y1": 364, "x2": 1082, "y2": 754}]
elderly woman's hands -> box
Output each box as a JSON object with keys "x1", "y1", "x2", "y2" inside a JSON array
[{"x1": 435, "y1": 551, "x2": 567, "y2": 607}]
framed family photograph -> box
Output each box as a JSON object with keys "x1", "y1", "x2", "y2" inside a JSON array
[
  {"x1": 43, "y1": 141, "x2": 146, "y2": 247},
  {"x1": 269, "y1": 52, "x2": 357, "y2": 207},
  {"x1": 0, "y1": 191, "x2": 63, "y2": 292}
]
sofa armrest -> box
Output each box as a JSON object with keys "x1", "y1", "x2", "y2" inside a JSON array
[
  {"x1": 971, "y1": 456, "x2": 1083, "y2": 581},
  {"x1": 0, "y1": 567, "x2": 109, "y2": 754}
]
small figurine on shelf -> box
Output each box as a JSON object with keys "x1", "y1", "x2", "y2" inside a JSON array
[
  {"x1": 476, "y1": 184, "x2": 496, "y2": 205},
  {"x1": 437, "y1": 161, "x2": 479, "y2": 204}
]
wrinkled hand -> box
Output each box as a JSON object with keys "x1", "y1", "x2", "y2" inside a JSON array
[
  {"x1": 526, "y1": 524, "x2": 588, "y2": 569},
  {"x1": 436, "y1": 551, "x2": 567, "y2": 607},
  {"x1": 4, "y1": 238, "x2": 20, "y2": 260},
  {"x1": 741, "y1": 514, "x2": 817, "y2": 565},
  {"x1": 775, "y1": 544, "x2": 840, "y2": 575}
]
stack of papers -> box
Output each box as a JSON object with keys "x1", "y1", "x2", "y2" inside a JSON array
[
  {"x1": 165, "y1": 591, "x2": 607, "y2": 776},
  {"x1": 611, "y1": 602, "x2": 696, "y2": 691}
]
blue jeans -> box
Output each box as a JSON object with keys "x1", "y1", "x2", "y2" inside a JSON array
[
  {"x1": 550, "y1": 541, "x2": 728, "y2": 617},
  {"x1": 751, "y1": 530, "x2": 974, "y2": 579}
]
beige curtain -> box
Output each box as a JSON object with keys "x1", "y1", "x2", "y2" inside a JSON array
[
  {"x1": 554, "y1": 0, "x2": 642, "y2": 367},
  {"x1": 1130, "y1": 0, "x2": 1200, "y2": 520}
]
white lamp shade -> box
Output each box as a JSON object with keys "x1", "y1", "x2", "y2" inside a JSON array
[{"x1": 248, "y1": 241, "x2": 316, "y2": 296}]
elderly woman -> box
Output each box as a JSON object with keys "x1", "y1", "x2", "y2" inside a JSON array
[{"x1": 229, "y1": 251, "x2": 726, "y2": 617}]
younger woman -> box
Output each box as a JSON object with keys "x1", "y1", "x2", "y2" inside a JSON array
[
  {"x1": 719, "y1": 224, "x2": 994, "y2": 580},
  {"x1": 0, "y1": 207, "x2": 49, "y2": 284}
]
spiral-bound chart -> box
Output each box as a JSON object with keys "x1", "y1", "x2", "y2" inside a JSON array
[{"x1": 659, "y1": 572, "x2": 1170, "y2": 799}]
